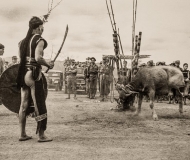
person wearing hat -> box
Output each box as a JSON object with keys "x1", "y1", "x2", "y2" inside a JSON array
[
  {"x1": 65, "y1": 60, "x2": 77, "y2": 99},
  {"x1": 99, "y1": 56, "x2": 111, "y2": 101},
  {"x1": 8, "y1": 56, "x2": 18, "y2": 67},
  {"x1": 88, "y1": 57, "x2": 98, "y2": 99},
  {"x1": 17, "y1": 16, "x2": 54, "y2": 142}
]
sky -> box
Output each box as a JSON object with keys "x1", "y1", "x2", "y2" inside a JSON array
[{"x1": 0, "y1": 0, "x2": 190, "y2": 67}]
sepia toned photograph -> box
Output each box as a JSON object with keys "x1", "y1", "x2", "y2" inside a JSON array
[{"x1": 0, "y1": 0, "x2": 190, "y2": 159}]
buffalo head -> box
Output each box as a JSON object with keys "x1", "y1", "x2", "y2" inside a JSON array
[{"x1": 115, "y1": 83, "x2": 137, "y2": 111}]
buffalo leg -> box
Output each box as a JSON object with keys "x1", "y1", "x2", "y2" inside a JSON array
[{"x1": 149, "y1": 90, "x2": 158, "y2": 120}]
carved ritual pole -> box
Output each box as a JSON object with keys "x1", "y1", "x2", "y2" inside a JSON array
[
  {"x1": 132, "y1": 35, "x2": 138, "y2": 70},
  {"x1": 112, "y1": 31, "x2": 121, "y2": 80},
  {"x1": 131, "y1": 32, "x2": 142, "y2": 79},
  {"x1": 105, "y1": 0, "x2": 122, "y2": 80}
]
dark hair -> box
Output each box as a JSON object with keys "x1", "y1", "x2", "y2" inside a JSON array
[
  {"x1": 17, "y1": 17, "x2": 43, "y2": 89},
  {"x1": 183, "y1": 63, "x2": 188, "y2": 67}
]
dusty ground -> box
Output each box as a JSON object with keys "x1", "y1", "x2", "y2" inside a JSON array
[{"x1": 0, "y1": 91, "x2": 190, "y2": 160}]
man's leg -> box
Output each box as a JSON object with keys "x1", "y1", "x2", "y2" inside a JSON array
[
  {"x1": 104, "y1": 76, "x2": 110, "y2": 100},
  {"x1": 101, "y1": 78, "x2": 105, "y2": 101},
  {"x1": 92, "y1": 78, "x2": 97, "y2": 99},
  {"x1": 86, "y1": 78, "x2": 89, "y2": 97},
  {"x1": 73, "y1": 77, "x2": 77, "y2": 99},
  {"x1": 99, "y1": 75, "x2": 102, "y2": 97},
  {"x1": 35, "y1": 79, "x2": 52, "y2": 142},
  {"x1": 89, "y1": 77, "x2": 93, "y2": 99},
  {"x1": 19, "y1": 86, "x2": 32, "y2": 141},
  {"x1": 66, "y1": 78, "x2": 71, "y2": 99}
]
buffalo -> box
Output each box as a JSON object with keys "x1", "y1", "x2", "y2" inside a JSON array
[{"x1": 116, "y1": 66, "x2": 185, "y2": 120}]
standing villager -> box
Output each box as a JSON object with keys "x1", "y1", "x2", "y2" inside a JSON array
[
  {"x1": 182, "y1": 63, "x2": 190, "y2": 105},
  {"x1": 107, "y1": 58, "x2": 115, "y2": 96},
  {"x1": 64, "y1": 59, "x2": 70, "y2": 82},
  {"x1": 8, "y1": 56, "x2": 18, "y2": 67},
  {"x1": 98, "y1": 61, "x2": 103, "y2": 95},
  {"x1": 88, "y1": 57, "x2": 98, "y2": 99},
  {"x1": 16, "y1": 16, "x2": 54, "y2": 142},
  {"x1": 182, "y1": 63, "x2": 190, "y2": 82},
  {"x1": 99, "y1": 57, "x2": 110, "y2": 101},
  {"x1": 65, "y1": 60, "x2": 77, "y2": 99},
  {"x1": 0, "y1": 43, "x2": 4, "y2": 105},
  {"x1": 84, "y1": 59, "x2": 90, "y2": 97},
  {"x1": 0, "y1": 43, "x2": 5, "y2": 75},
  {"x1": 119, "y1": 61, "x2": 131, "y2": 85}
]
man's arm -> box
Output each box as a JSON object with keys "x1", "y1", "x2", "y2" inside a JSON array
[
  {"x1": 71, "y1": 66, "x2": 77, "y2": 73},
  {"x1": 35, "y1": 40, "x2": 53, "y2": 68}
]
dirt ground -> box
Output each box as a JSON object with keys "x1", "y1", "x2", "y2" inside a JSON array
[{"x1": 0, "y1": 91, "x2": 190, "y2": 160}]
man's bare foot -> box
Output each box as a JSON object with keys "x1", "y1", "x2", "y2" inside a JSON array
[
  {"x1": 66, "y1": 97, "x2": 70, "y2": 99},
  {"x1": 38, "y1": 135, "x2": 53, "y2": 142},
  {"x1": 19, "y1": 135, "x2": 32, "y2": 141}
]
